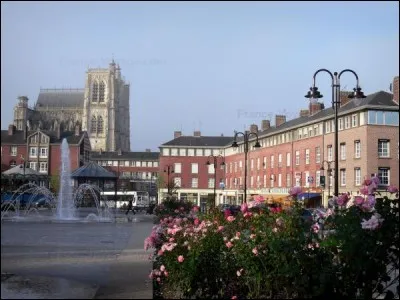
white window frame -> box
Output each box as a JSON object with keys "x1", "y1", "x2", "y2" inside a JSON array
[
  {"x1": 315, "y1": 147, "x2": 321, "y2": 163},
  {"x1": 39, "y1": 162, "x2": 47, "y2": 173},
  {"x1": 286, "y1": 152, "x2": 291, "y2": 167},
  {"x1": 191, "y1": 178, "x2": 198, "y2": 188},
  {"x1": 295, "y1": 151, "x2": 300, "y2": 165},
  {"x1": 327, "y1": 146, "x2": 333, "y2": 162},
  {"x1": 174, "y1": 163, "x2": 182, "y2": 174},
  {"x1": 378, "y1": 140, "x2": 390, "y2": 158},
  {"x1": 355, "y1": 168, "x2": 361, "y2": 186},
  {"x1": 340, "y1": 143, "x2": 346, "y2": 160},
  {"x1": 345, "y1": 116, "x2": 350, "y2": 129},
  {"x1": 325, "y1": 121, "x2": 331, "y2": 133},
  {"x1": 378, "y1": 168, "x2": 390, "y2": 186},
  {"x1": 208, "y1": 178, "x2": 215, "y2": 188},
  {"x1": 271, "y1": 155, "x2": 274, "y2": 168},
  {"x1": 278, "y1": 154, "x2": 282, "y2": 167},
  {"x1": 191, "y1": 163, "x2": 198, "y2": 174},
  {"x1": 338, "y1": 118, "x2": 344, "y2": 131},
  {"x1": 305, "y1": 149, "x2": 310, "y2": 165},
  {"x1": 354, "y1": 141, "x2": 361, "y2": 158},
  {"x1": 29, "y1": 147, "x2": 38, "y2": 157},
  {"x1": 179, "y1": 148, "x2": 186, "y2": 156},
  {"x1": 208, "y1": 163, "x2": 215, "y2": 174},
  {"x1": 11, "y1": 146, "x2": 17, "y2": 156},
  {"x1": 340, "y1": 169, "x2": 346, "y2": 186},
  {"x1": 39, "y1": 147, "x2": 48, "y2": 158},
  {"x1": 29, "y1": 162, "x2": 37, "y2": 170},
  {"x1": 352, "y1": 114, "x2": 358, "y2": 127},
  {"x1": 174, "y1": 177, "x2": 181, "y2": 187}
]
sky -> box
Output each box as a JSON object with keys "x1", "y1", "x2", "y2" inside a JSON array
[{"x1": 1, "y1": 1, "x2": 399, "y2": 152}]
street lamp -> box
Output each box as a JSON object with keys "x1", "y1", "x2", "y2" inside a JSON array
[
  {"x1": 305, "y1": 69, "x2": 366, "y2": 196},
  {"x1": 231, "y1": 131, "x2": 261, "y2": 203},
  {"x1": 163, "y1": 165, "x2": 174, "y2": 195},
  {"x1": 20, "y1": 154, "x2": 26, "y2": 176},
  {"x1": 206, "y1": 155, "x2": 225, "y2": 208},
  {"x1": 320, "y1": 160, "x2": 335, "y2": 199}
]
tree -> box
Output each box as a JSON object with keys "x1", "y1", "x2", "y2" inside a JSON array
[{"x1": 50, "y1": 175, "x2": 60, "y2": 194}]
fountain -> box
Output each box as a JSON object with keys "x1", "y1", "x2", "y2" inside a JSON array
[
  {"x1": 1, "y1": 139, "x2": 113, "y2": 223},
  {"x1": 56, "y1": 138, "x2": 76, "y2": 220}
]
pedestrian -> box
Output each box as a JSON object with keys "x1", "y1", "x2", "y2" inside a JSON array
[{"x1": 126, "y1": 198, "x2": 136, "y2": 215}]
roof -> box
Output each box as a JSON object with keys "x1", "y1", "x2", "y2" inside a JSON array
[
  {"x1": 162, "y1": 136, "x2": 234, "y2": 147},
  {"x1": 90, "y1": 151, "x2": 160, "y2": 160},
  {"x1": 1, "y1": 130, "x2": 86, "y2": 145},
  {"x1": 70, "y1": 161, "x2": 117, "y2": 179},
  {"x1": 2, "y1": 164, "x2": 42, "y2": 175},
  {"x1": 36, "y1": 89, "x2": 84, "y2": 108},
  {"x1": 236, "y1": 91, "x2": 398, "y2": 143}
]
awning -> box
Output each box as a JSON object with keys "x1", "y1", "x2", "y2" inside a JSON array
[{"x1": 298, "y1": 192, "x2": 321, "y2": 200}]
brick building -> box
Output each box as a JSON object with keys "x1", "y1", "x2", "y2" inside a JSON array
[
  {"x1": 159, "y1": 78, "x2": 399, "y2": 207},
  {"x1": 1, "y1": 124, "x2": 91, "y2": 183},
  {"x1": 158, "y1": 131, "x2": 233, "y2": 208}
]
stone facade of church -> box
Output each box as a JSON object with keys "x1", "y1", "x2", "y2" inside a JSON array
[{"x1": 13, "y1": 60, "x2": 130, "y2": 152}]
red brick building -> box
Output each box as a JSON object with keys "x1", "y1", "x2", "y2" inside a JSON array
[
  {"x1": 159, "y1": 78, "x2": 399, "y2": 207},
  {"x1": 1, "y1": 124, "x2": 91, "y2": 185}
]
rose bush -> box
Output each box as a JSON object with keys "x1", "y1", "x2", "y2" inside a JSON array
[{"x1": 146, "y1": 177, "x2": 399, "y2": 299}]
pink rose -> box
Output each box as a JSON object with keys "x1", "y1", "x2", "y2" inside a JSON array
[
  {"x1": 364, "y1": 179, "x2": 372, "y2": 186},
  {"x1": 272, "y1": 227, "x2": 278, "y2": 233},
  {"x1": 226, "y1": 216, "x2": 236, "y2": 222},
  {"x1": 232, "y1": 296, "x2": 237, "y2": 300},
  {"x1": 226, "y1": 241, "x2": 233, "y2": 248},
  {"x1": 311, "y1": 223, "x2": 320, "y2": 233},
  {"x1": 354, "y1": 196, "x2": 364, "y2": 206},
  {"x1": 236, "y1": 231, "x2": 241, "y2": 237},
  {"x1": 164, "y1": 271, "x2": 168, "y2": 277},
  {"x1": 192, "y1": 206, "x2": 199, "y2": 212},
  {"x1": 252, "y1": 247, "x2": 258, "y2": 256},
  {"x1": 360, "y1": 186, "x2": 369, "y2": 195},
  {"x1": 158, "y1": 249, "x2": 164, "y2": 256},
  {"x1": 160, "y1": 265, "x2": 165, "y2": 272},
  {"x1": 217, "y1": 225, "x2": 224, "y2": 232},
  {"x1": 240, "y1": 202, "x2": 248, "y2": 213},
  {"x1": 174, "y1": 209, "x2": 179, "y2": 213},
  {"x1": 194, "y1": 218, "x2": 200, "y2": 226},
  {"x1": 177, "y1": 255, "x2": 184, "y2": 263},
  {"x1": 224, "y1": 209, "x2": 232, "y2": 218}
]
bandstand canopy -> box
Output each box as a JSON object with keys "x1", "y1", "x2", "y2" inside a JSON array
[
  {"x1": 2, "y1": 164, "x2": 42, "y2": 176},
  {"x1": 70, "y1": 161, "x2": 117, "y2": 180}
]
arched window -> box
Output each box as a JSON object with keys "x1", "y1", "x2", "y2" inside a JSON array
[
  {"x1": 99, "y1": 81, "x2": 105, "y2": 102},
  {"x1": 91, "y1": 116, "x2": 97, "y2": 134},
  {"x1": 92, "y1": 82, "x2": 99, "y2": 102},
  {"x1": 97, "y1": 116, "x2": 104, "y2": 134}
]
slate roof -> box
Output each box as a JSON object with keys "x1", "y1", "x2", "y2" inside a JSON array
[
  {"x1": 36, "y1": 89, "x2": 84, "y2": 108},
  {"x1": 233, "y1": 91, "x2": 399, "y2": 144},
  {"x1": 70, "y1": 161, "x2": 117, "y2": 179},
  {"x1": 162, "y1": 136, "x2": 234, "y2": 147},
  {"x1": 1, "y1": 130, "x2": 86, "y2": 145},
  {"x1": 90, "y1": 151, "x2": 160, "y2": 160}
]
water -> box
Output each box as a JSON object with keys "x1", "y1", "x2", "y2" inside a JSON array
[{"x1": 56, "y1": 139, "x2": 76, "y2": 220}]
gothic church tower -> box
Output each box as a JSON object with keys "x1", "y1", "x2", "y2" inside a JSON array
[{"x1": 82, "y1": 60, "x2": 130, "y2": 152}]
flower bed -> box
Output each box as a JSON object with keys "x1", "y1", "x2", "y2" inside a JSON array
[{"x1": 146, "y1": 178, "x2": 399, "y2": 299}]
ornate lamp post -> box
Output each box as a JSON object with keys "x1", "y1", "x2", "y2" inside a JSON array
[
  {"x1": 206, "y1": 155, "x2": 225, "y2": 208},
  {"x1": 163, "y1": 165, "x2": 174, "y2": 195},
  {"x1": 305, "y1": 69, "x2": 366, "y2": 196},
  {"x1": 320, "y1": 160, "x2": 335, "y2": 199},
  {"x1": 231, "y1": 131, "x2": 261, "y2": 203}
]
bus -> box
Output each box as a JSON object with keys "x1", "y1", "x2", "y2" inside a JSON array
[{"x1": 100, "y1": 191, "x2": 150, "y2": 209}]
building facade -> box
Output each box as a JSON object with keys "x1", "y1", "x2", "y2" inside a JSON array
[
  {"x1": 1, "y1": 124, "x2": 91, "y2": 180},
  {"x1": 159, "y1": 78, "x2": 399, "y2": 207},
  {"x1": 12, "y1": 60, "x2": 130, "y2": 152}
]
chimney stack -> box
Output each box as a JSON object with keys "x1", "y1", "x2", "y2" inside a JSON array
[
  {"x1": 24, "y1": 124, "x2": 28, "y2": 141},
  {"x1": 194, "y1": 131, "x2": 201, "y2": 137},
  {"x1": 309, "y1": 102, "x2": 325, "y2": 116},
  {"x1": 250, "y1": 124, "x2": 258, "y2": 133},
  {"x1": 261, "y1": 120, "x2": 270, "y2": 131},
  {"x1": 8, "y1": 124, "x2": 15, "y2": 136},
  {"x1": 145, "y1": 149, "x2": 151, "y2": 152},
  {"x1": 393, "y1": 76, "x2": 399, "y2": 105},
  {"x1": 339, "y1": 91, "x2": 353, "y2": 107},
  {"x1": 174, "y1": 131, "x2": 182, "y2": 139},
  {"x1": 300, "y1": 109, "x2": 309, "y2": 117},
  {"x1": 275, "y1": 115, "x2": 286, "y2": 127}
]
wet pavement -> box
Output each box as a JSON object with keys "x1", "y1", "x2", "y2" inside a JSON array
[{"x1": 1, "y1": 211, "x2": 154, "y2": 299}]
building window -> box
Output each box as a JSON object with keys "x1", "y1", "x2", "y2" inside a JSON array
[
  {"x1": 251, "y1": 159, "x2": 254, "y2": 170},
  {"x1": 99, "y1": 81, "x2": 105, "y2": 102},
  {"x1": 352, "y1": 114, "x2": 358, "y2": 127},
  {"x1": 39, "y1": 147, "x2": 48, "y2": 158},
  {"x1": 340, "y1": 169, "x2": 346, "y2": 186},
  {"x1": 354, "y1": 141, "x2": 361, "y2": 158},
  {"x1": 344, "y1": 116, "x2": 350, "y2": 129},
  {"x1": 257, "y1": 158, "x2": 260, "y2": 170},
  {"x1": 10, "y1": 160, "x2": 17, "y2": 167},
  {"x1": 170, "y1": 148, "x2": 178, "y2": 156},
  {"x1": 174, "y1": 177, "x2": 181, "y2": 188},
  {"x1": 39, "y1": 162, "x2": 47, "y2": 173},
  {"x1": 278, "y1": 174, "x2": 282, "y2": 187},
  {"x1": 298, "y1": 129, "x2": 302, "y2": 139},
  {"x1": 378, "y1": 168, "x2": 390, "y2": 186},
  {"x1": 385, "y1": 111, "x2": 399, "y2": 126},
  {"x1": 191, "y1": 163, "x2": 198, "y2": 174},
  {"x1": 250, "y1": 176, "x2": 254, "y2": 187},
  {"x1": 92, "y1": 82, "x2": 99, "y2": 102},
  {"x1": 97, "y1": 116, "x2": 104, "y2": 134},
  {"x1": 154, "y1": 162, "x2": 159, "y2": 167},
  {"x1": 263, "y1": 175, "x2": 267, "y2": 187},
  {"x1": 179, "y1": 149, "x2": 186, "y2": 156},
  {"x1": 174, "y1": 163, "x2": 181, "y2": 174},
  {"x1": 91, "y1": 116, "x2": 97, "y2": 134},
  {"x1": 305, "y1": 149, "x2": 310, "y2": 165},
  {"x1": 286, "y1": 174, "x2": 291, "y2": 188},
  {"x1": 315, "y1": 147, "x2": 321, "y2": 163},
  {"x1": 278, "y1": 154, "x2": 282, "y2": 167},
  {"x1": 208, "y1": 178, "x2": 215, "y2": 188},
  {"x1": 29, "y1": 147, "x2": 38, "y2": 157},
  {"x1": 286, "y1": 152, "x2": 291, "y2": 167},
  {"x1": 30, "y1": 135, "x2": 38, "y2": 144},
  {"x1": 316, "y1": 170, "x2": 321, "y2": 186},
  {"x1": 325, "y1": 121, "x2": 331, "y2": 133},
  {"x1": 29, "y1": 162, "x2": 37, "y2": 170},
  {"x1": 271, "y1": 155, "x2": 274, "y2": 168},
  {"x1": 41, "y1": 135, "x2": 48, "y2": 143},
  {"x1": 263, "y1": 157, "x2": 267, "y2": 169},
  {"x1": 196, "y1": 149, "x2": 203, "y2": 156},
  {"x1": 10, "y1": 146, "x2": 17, "y2": 156},
  {"x1": 338, "y1": 118, "x2": 343, "y2": 130},
  {"x1": 355, "y1": 168, "x2": 361, "y2": 186},
  {"x1": 295, "y1": 151, "x2": 300, "y2": 165},
  {"x1": 378, "y1": 140, "x2": 390, "y2": 157},
  {"x1": 187, "y1": 149, "x2": 194, "y2": 156},
  {"x1": 191, "y1": 178, "x2": 198, "y2": 188},
  {"x1": 327, "y1": 145, "x2": 333, "y2": 162},
  {"x1": 340, "y1": 143, "x2": 346, "y2": 160},
  {"x1": 208, "y1": 163, "x2": 215, "y2": 174}
]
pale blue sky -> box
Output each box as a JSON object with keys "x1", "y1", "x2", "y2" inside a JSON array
[{"x1": 1, "y1": 1, "x2": 399, "y2": 151}]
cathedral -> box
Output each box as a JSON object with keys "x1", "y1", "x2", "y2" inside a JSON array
[{"x1": 13, "y1": 60, "x2": 130, "y2": 152}]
